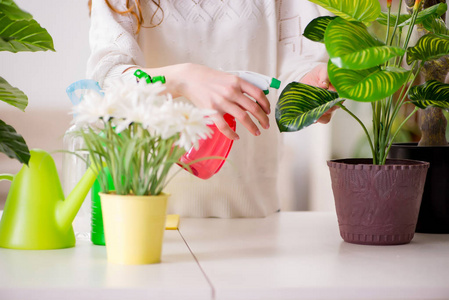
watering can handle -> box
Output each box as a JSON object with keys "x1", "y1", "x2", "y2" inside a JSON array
[
  {"x1": 66, "y1": 79, "x2": 103, "y2": 106},
  {"x1": 0, "y1": 174, "x2": 13, "y2": 182}
]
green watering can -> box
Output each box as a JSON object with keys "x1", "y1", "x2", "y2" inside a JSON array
[{"x1": 0, "y1": 149, "x2": 97, "y2": 250}]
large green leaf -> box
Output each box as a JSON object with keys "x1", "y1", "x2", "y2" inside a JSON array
[
  {"x1": 303, "y1": 16, "x2": 337, "y2": 43},
  {"x1": 328, "y1": 61, "x2": 410, "y2": 102},
  {"x1": 325, "y1": 18, "x2": 404, "y2": 70},
  {"x1": 0, "y1": 76, "x2": 27, "y2": 111},
  {"x1": 275, "y1": 82, "x2": 341, "y2": 132},
  {"x1": 408, "y1": 80, "x2": 449, "y2": 110},
  {"x1": 0, "y1": 119, "x2": 30, "y2": 165},
  {"x1": 309, "y1": 0, "x2": 381, "y2": 25},
  {"x1": 0, "y1": 14, "x2": 55, "y2": 52},
  {"x1": 406, "y1": 33, "x2": 449, "y2": 64},
  {"x1": 377, "y1": 3, "x2": 447, "y2": 27},
  {"x1": 422, "y1": 17, "x2": 449, "y2": 36},
  {"x1": 0, "y1": 0, "x2": 32, "y2": 20}
]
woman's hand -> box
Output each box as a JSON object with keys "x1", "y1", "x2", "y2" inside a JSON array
[
  {"x1": 300, "y1": 63, "x2": 338, "y2": 124},
  {"x1": 136, "y1": 63, "x2": 271, "y2": 140}
]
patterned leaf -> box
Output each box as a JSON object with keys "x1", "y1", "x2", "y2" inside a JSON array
[
  {"x1": 0, "y1": 14, "x2": 55, "y2": 52},
  {"x1": 422, "y1": 17, "x2": 449, "y2": 36},
  {"x1": 326, "y1": 18, "x2": 404, "y2": 70},
  {"x1": 0, "y1": 76, "x2": 27, "y2": 111},
  {"x1": 0, "y1": 120, "x2": 30, "y2": 165},
  {"x1": 377, "y1": 3, "x2": 447, "y2": 27},
  {"x1": 328, "y1": 62, "x2": 410, "y2": 102},
  {"x1": 303, "y1": 16, "x2": 337, "y2": 43},
  {"x1": 308, "y1": 0, "x2": 381, "y2": 25},
  {"x1": 275, "y1": 82, "x2": 341, "y2": 132},
  {"x1": 408, "y1": 80, "x2": 449, "y2": 110},
  {"x1": 407, "y1": 33, "x2": 449, "y2": 64}
]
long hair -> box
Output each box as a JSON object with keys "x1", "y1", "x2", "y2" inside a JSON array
[{"x1": 88, "y1": 0, "x2": 164, "y2": 33}]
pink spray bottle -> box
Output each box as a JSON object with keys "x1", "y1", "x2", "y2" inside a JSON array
[{"x1": 179, "y1": 71, "x2": 281, "y2": 179}]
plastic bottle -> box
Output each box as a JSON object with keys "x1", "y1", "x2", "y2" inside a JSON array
[
  {"x1": 179, "y1": 71, "x2": 281, "y2": 179},
  {"x1": 62, "y1": 80, "x2": 102, "y2": 238}
]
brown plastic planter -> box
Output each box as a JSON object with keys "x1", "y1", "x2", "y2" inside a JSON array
[{"x1": 327, "y1": 159, "x2": 429, "y2": 245}]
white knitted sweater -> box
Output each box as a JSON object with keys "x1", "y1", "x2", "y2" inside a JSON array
[{"x1": 87, "y1": 0, "x2": 327, "y2": 218}]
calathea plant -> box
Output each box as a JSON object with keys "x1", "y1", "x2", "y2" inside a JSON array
[
  {"x1": 0, "y1": 0, "x2": 54, "y2": 164},
  {"x1": 276, "y1": 0, "x2": 449, "y2": 165}
]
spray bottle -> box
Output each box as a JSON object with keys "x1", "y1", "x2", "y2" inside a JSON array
[
  {"x1": 63, "y1": 80, "x2": 102, "y2": 238},
  {"x1": 179, "y1": 71, "x2": 281, "y2": 179}
]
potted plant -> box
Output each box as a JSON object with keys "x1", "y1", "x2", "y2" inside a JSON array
[
  {"x1": 388, "y1": 0, "x2": 449, "y2": 233},
  {"x1": 276, "y1": 0, "x2": 449, "y2": 245},
  {"x1": 0, "y1": 0, "x2": 54, "y2": 165},
  {"x1": 72, "y1": 77, "x2": 213, "y2": 264}
]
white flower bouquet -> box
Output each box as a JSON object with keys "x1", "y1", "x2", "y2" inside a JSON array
[{"x1": 72, "y1": 79, "x2": 213, "y2": 196}]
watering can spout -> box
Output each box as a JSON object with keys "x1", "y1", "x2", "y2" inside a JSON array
[{"x1": 57, "y1": 165, "x2": 98, "y2": 233}]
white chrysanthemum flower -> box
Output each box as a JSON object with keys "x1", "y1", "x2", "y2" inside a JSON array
[
  {"x1": 102, "y1": 79, "x2": 168, "y2": 132},
  {"x1": 72, "y1": 90, "x2": 119, "y2": 125},
  {"x1": 155, "y1": 101, "x2": 215, "y2": 151}
]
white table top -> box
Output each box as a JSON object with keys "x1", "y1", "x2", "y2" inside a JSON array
[
  {"x1": 180, "y1": 212, "x2": 449, "y2": 300},
  {"x1": 0, "y1": 212, "x2": 448, "y2": 300}
]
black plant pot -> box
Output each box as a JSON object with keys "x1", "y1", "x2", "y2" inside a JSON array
[{"x1": 389, "y1": 143, "x2": 449, "y2": 233}]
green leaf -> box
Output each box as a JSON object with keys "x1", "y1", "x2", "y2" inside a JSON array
[
  {"x1": 308, "y1": 0, "x2": 381, "y2": 25},
  {"x1": 408, "y1": 80, "x2": 449, "y2": 110},
  {"x1": 328, "y1": 61, "x2": 410, "y2": 102},
  {"x1": 422, "y1": 17, "x2": 449, "y2": 36},
  {"x1": 407, "y1": 33, "x2": 449, "y2": 64},
  {"x1": 0, "y1": 0, "x2": 32, "y2": 20},
  {"x1": 376, "y1": 12, "x2": 409, "y2": 27},
  {"x1": 0, "y1": 76, "x2": 28, "y2": 111},
  {"x1": 275, "y1": 82, "x2": 341, "y2": 132},
  {"x1": 0, "y1": 119, "x2": 30, "y2": 165},
  {"x1": 325, "y1": 18, "x2": 404, "y2": 70},
  {"x1": 303, "y1": 16, "x2": 337, "y2": 43},
  {"x1": 0, "y1": 14, "x2": 55, "y2": 52},
  {"x1": 377, "y1": 3, "x2": 447, "y2": 27}
]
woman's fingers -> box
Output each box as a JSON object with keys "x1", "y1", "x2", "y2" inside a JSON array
[{"x1": 211, "y1": 114, "x2": 240, "y2": 140}]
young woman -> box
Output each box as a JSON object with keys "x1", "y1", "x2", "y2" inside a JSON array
[{"x1": 87, "y1": 0, "x2": 333, "y2": 217}]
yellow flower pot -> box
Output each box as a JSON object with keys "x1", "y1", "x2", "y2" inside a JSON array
[{"x1": 99, "y1": 192, "x2": 168, "y2": 265}]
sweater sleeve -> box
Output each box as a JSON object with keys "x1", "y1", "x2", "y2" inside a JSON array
[
  {"x1": 276, "y1": 0, "x2": 329, "y2": 92},
  {"x1": 87, "y1": 0, "x2": 146, "y2": 88}
]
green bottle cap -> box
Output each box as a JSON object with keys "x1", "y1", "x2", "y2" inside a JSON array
[
  {"x1": 270, "y1": 78, "x2": 281, "y2": 89},
  {"x1": 152, "y1": 76, "x2": 166, "y2": 84}
]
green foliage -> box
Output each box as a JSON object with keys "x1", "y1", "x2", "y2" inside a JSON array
[
  {"x1": 325, "y1": 18, "x2": 405, "y2": 70},
  {"x1": 308, "y1": 0, "x2": 381, "y2": 25},
  {"x1": 0, "y1": 0, "x2": 55, "y2": 165},
  {"x1": 303, "y1": 16, "x2": 336, "y2": 42},
  {"x1": 328, "y1": 63, "x2": 410, "y2": 102},
  {"x1": 276, "y1": 0, "x2": 449, "y2": 165},
  {"x1": 80, "y1": 119, "x2": 186, "y2": 196},
  {"x1": 409, "y1": 80, "x2": 449, "y2": 109},
  {"x1": 0, "y1": 120, "x2": 30, "y2": 164},
  {"x1": 377, "y1": 3, "x2": 447, "y2": 27},
  {"x1": 275, "y1": 82, "x2": 340, "y2": 132},
  {"x1": 406, "y1": 34, "x2": 449, "y2": 64}
]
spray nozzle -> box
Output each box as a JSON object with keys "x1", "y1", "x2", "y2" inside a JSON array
[{"x1": 134, "y1": 69, "x2": 166, "y2": 84}]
